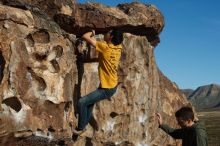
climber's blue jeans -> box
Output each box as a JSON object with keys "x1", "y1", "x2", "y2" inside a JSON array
[{"x1": 77, "y1": 86, "x2": 117, "y2": 130}]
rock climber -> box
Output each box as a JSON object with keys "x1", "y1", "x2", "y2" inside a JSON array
[{"x1": 73, "y1": 28, "x2": 123, "y2": 135}]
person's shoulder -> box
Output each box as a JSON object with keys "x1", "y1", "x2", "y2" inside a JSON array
[
  {"x1": 96, "y1": 41, "x2": 107, "y2": 45},
  {"x1": 194, "y1": 121, "x2": 206, "y2": 128},
  {"x1": 117, "y1": 44, "x2": 123, "y2": 49},
  {"x1": 193, "y1": 121, "x2": 207, "y2": 134},
  {"x1": 96, "y1": 41, "x2": 108, "y2": 48},
  {"x1": 109, "y1": 43, "x2": 122, "y2": 49}
]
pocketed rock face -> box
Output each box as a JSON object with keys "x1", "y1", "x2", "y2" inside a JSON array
[
  {"x1": 0, "y1": 2, "x2": 191, "y2": 146},
  {"x1": 0, "y1": 4, "x2": 76, "y2": 140}
]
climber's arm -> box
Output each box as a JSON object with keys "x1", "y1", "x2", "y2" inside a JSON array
[
  {"x1": 157, "y1": 113, "x2": 183, "y2": 139},
  {"x1": 82, "y1": 30, "x2": 96, "y2": 47}
]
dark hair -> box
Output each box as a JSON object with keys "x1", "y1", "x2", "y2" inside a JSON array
[
  {"x1": 175, "y1": 106, "x2": 194, "y2": 121},
  {"x1": 110, "y1": 29, "x2": 123, "y2": 46}
]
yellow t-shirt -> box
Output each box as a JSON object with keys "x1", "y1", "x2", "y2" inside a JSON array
[{"x1": 96, "y1": 41, "x2": 122, "y2": 88}]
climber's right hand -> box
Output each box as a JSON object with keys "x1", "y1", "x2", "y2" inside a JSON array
[{"x1": 82, "y1": 31, "x2": 97, "y2": 47}]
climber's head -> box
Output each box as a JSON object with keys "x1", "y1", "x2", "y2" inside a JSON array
[
  {"x1": 175, "y1": 106, "x2": 194, "y2": 128},
  {"x1": 104, "y1": 29, "x2": 123, "y2": 45}
]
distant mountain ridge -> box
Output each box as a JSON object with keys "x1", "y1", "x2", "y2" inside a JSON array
[
  {"x1": 181, "y1": 89, "x2": 194, "y2": 98},
  {"x1": 182, "y1": 84, "x2": 220, "y2": 109}
]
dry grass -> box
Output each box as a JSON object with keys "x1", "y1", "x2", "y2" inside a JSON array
[{"x1": 197, "y1": 108, "x2": 220, "y2": 146}]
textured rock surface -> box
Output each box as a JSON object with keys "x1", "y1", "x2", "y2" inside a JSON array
[
  {"x1": 55, "y1": 2, "x2": 164, "y2": 46},
  {"x1": 75, "y1": 34, "x2": 189, "y2": 146},
  {"x1": 0, "y1": 0, "x2": 76, "y2": 18},
  {"x1": 0, "y1": 3, "x2": 76, "y2": 142},
  {"x1": 0, "y1": 1, "x2": 190, "y2": 146},
  {"x1": 1, "y1": 1, "x2": 164, "y2": 46}
]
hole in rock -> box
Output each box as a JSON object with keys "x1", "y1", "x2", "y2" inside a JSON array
[
  {"x1": 57, "y1": 140, "x2": 66, "y2": 146},
  {"x1": 48, "y1": 126, "x2": 55, "y2": 132},
  {"x1": 86, "y1": 137, "x2": 93, "y2": 146},
  {"x1": 32, "y1": 29, "x2": 50, "y2": 44},
  {"x1": 26, "y1": 34, "x2": 35, "y2": 47},
  {"x1": 33, "y1": 52, "x2": 47, "y2": 61},
  {"x1": 52, "y1": 45, "x2": 63, "y2": 58},
  {"x1": 103, "y1": 142, "x2": 116, "y2": 146},
  {"x1": 110, "y1": 112, "x2": 119, "y2": 118},
  {"x1": 37, "y1": 128, "x2": 43, "y2": 132},
  {"x1": 2, "y1": 97, "x2": 22, "y2": 112},
  {"x1": 50, "y1": 59, "x2": 60, "y2": 73}
]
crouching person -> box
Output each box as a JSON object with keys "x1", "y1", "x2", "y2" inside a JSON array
[{"x1": 157, "y1": 106, "x2": 208, "y2": 146}]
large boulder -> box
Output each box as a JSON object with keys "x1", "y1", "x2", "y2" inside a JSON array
[
  {"x1": 55, "y1": 2, "x2": 164, "y2": 46},
  {"x1": 0, "y1": 1, "x2": 164, "y2": 46},
  {"x1": 73, "y1": 33, "x2": 189, "y2": 146},
  {"x1": 0, "y1": 2, "x2": 189, "y2": 146}
]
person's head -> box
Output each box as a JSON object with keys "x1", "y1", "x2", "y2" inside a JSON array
[
  {"x1": 104, "y1": 29, "x2": 123, "y2": 45},
  {"x1": 175, "y1": 106, "x2": 194, "y2": 128}
]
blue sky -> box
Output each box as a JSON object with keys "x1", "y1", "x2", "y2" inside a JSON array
[{"x1": 78, "y1": 0, "x2": 220, "y2": 89}]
